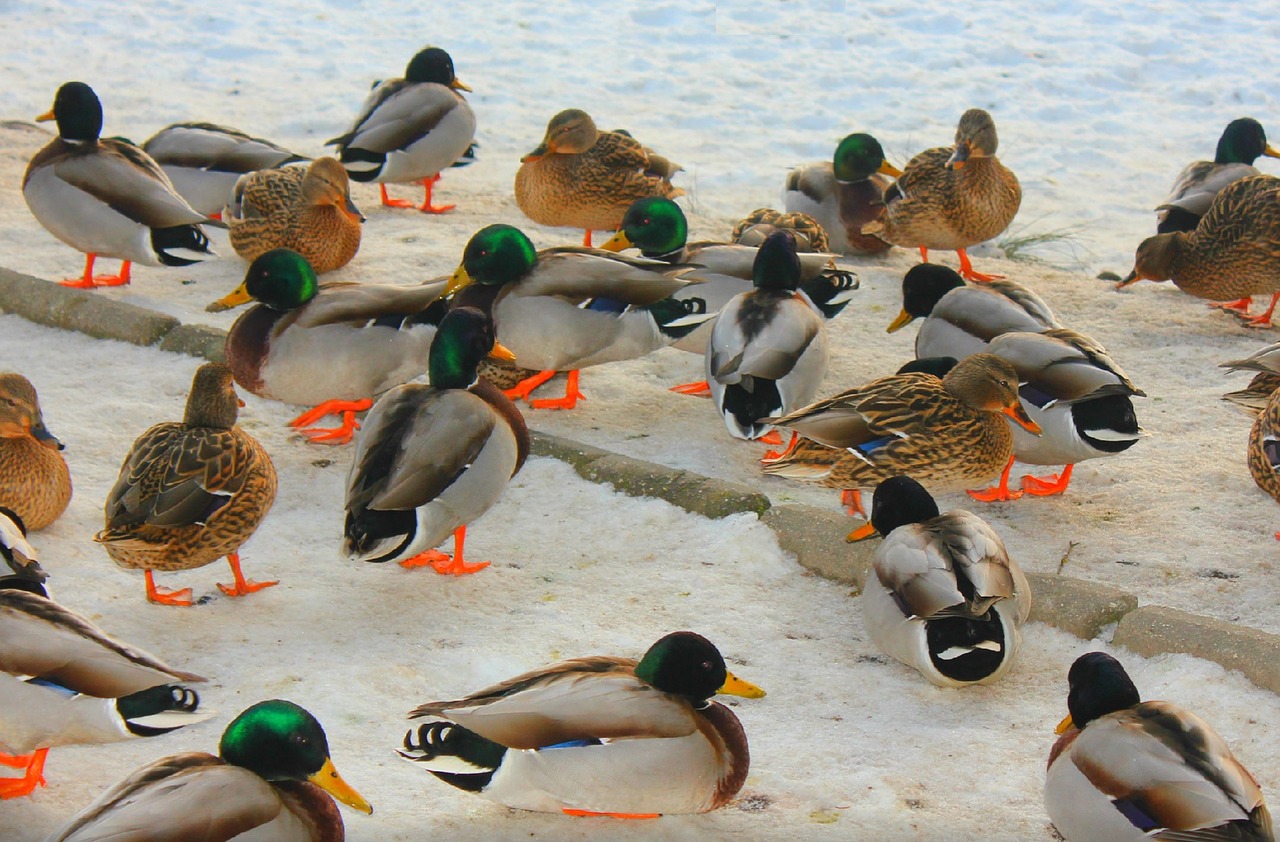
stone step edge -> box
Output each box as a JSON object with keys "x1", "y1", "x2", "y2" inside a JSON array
[{"x1": 3, "y1": 265, "x2": 1276, "y2": 694}]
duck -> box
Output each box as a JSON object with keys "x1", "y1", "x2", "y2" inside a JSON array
[
  {"x1": 0, "y1": 373, "x2": 72, "y2": 531},
  {"x1": 141, "y1": 122, "x2": 308, "y2": 217},
  {"x1": 862, "y1": 109, "x2": 1021, "y2": 283},
  {"x1": 343, "y1": 307, "x2": 528, "y2": 575},
  {"x1": 1222, "y1": 341, "x2": 1280, "y2": 416},
  {"x1": 1156, "y1": 117, "x2": 1280, "y2": 234},
  {"x1": 707, "y1": 232, "x2": 830, "y2": 442},
  {"x1": 49, "y1": 699, "x2": 372, "y2": 841},
  {"x1": 1045, "y1": 652, "x2": 1272, "y2": 842},
  {"x1": 24, "y1": 82, "x2": 220, "y2": 288},
  {"x1": 761, "y1": 354, "x2": 1040, "y2": 515},
  {"x1": 1246, "y1": 362, "x2": 1280, "y2": 541},
  {"x1": 327, "y1": 46, "x2": 476, "y2": 213},
  {"x1": 730, "y1": 207, "x2": 831, "y2": 252},
  {"x1": 398, "y1": 631, "x2": 764, "y2": 816},
  {"x1": 95, "y1": 363, "x2": 277, "y2": 606},
  {"x1": 206, "y1": 249, "x2": 449, "y2": 443},
  {"x1": 445, "y1": 224, "x2": 711, "y2": 410},
  {"x1": 850, "y1": 476, "x2": 1031, "y2": 687},
  {"x1": 784, "y1": 132, "x2": 903, "y2": 255},
  {"x1": 514, "y1": 108, "x2": 683, "y2": 247},
  {"x1": 0, "y1": 510, "x2": 211, "y2": 800},
  {"x1": 225, "y1": 157, "x2": 364, "y2": 273},
  {"x1": 1122, "y1": 174, "x2": 1280, "y2": 328}
]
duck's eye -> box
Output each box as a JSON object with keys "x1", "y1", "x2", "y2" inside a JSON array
[
  {"x1": 999, "y1": 380, "x2": 1009, "y2": 388},
  {"x1": 702, "y1": 660, "x2": 713, "y2": 670},
  {"x1": 641, "y1": 218, "x2": 650, "y2": 225}
]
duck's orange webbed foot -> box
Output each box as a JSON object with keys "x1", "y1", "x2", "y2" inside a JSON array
[
  {"x1": 145, "y1": 570, "x2": 193, "y2": 607},
  {"x1": 956, "y1": 249, "x2": 1004, "y2": 283},
  {"x1": 416, "y1": 174, "x2": 455, "y2": 214},
  {"x1": 967, "y1": 456, "x2": 1023, "y2": 502},
  {"x1": 379, "y1": 183, "x2": 418, "y2": 209},
  {"x1": 841, "y1": 489, "x2": 866, "y2": 518},
  {"x1": 216, "y1": 553, "x2": 278, "y2": 597},
  {"x1": 760, "y1": 430, "x2": 798, "y2": 461},
  {"x1": 0, "y1": 748, "x2": 48, "y2": 799},
  {"x1": 1236, "y1": 293, "x2": 1280, "y2": 329},
  {"x1": 59, "y1": 255, "x2": 132, "y2": 288},
  {"x1": 289, "y1": 399, "x2": 372, "y2": 444},
  {"x1": 400, "y1": 527, "x2": 489, "y2": 575},
  {"x1": 669, "y1": 380, "x2": 711, "y2": 396},
  {"x1": 529, "y1": 370, "x2": 585, "y2": 410},
  {"x1": 1209, "y1": 297, "x2": 1254, "y2": 315},
  {"x1": 1020, "y1": 464, "x2": 1074, "y2": 496},
  {"x1": 563, "y1": 809, "x2": 660, "y2": 820},
  {"x1": 504, "y1": 370, "x2": 558, "y2": 403}
]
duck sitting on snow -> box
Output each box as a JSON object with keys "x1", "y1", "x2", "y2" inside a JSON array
[
  {"x1": 0, "y1": 373, "x2": 72, "y2": 531},
  {"x1": 731, "y1": 207, "x2": 832, "y2": 252},
  {"x1": 784, "y1": 132, "x2": 902, "y2": 255}
]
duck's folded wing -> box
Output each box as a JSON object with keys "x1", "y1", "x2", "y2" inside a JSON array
[
  {"x1": 1158, "y1": 162, "x2": 1257, "y2": 217},
  {"x1": 991, "y1": 329, "x2": 1143, "y2": 403},
  {"x1": 768, "y1": 373, "x2": 937, "y2": 449},
  {"x1": 335, "y1": 84, "x2": 460, "y2": 153},
  {"x1": 523, "y1": 249, "x2": 699, "y2": 303},
  {"x1": 292, "y1": 279, "x2": 449, "y2": 328},
  {"x1": 144, "y1": 124, "x2": 304, "y2": 172},
  {"x1": 53, "y1": 144, "x2": 213, "y2": 228}
]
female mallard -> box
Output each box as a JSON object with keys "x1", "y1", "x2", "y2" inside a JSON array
[
  {"x1": 446, "y1": 224, "x2": 710, "y2": 410},
  {"x1": 207, "y1": 249, "x2": 449, "y2": 443},
  {"x1": 95, "y1": 364, "x2": 277, "y2": 606},
  {"x1": 850, "y1": 476, "x2": 1031, "y2": 687},
  {"x1": 343, "y1": 307, "x2": 528, "y2": 575},
  {"x1": 1122, "y1": 174, "x2": 1280, "y2": 328},
  {"x1": 50, "y1": 699, "x2": 372, "y2": 841},
  {"x1": 707, "y1": 232, "x2": 830, "y2": 442},
  {"x1": 0, "y1": 519, "x2": 210, "y2": 799},
  {"x1": 24, "y1": 82, "x2": 219, "y2": 288},
  {"x1": 731, "y1": 207, "x2": 831, "y2": 252},
  {"x1": 761, "y1": 354, "x2": 1041, "y2": 511},
  {"x1": 225, "y1": 157, "x2": 364, "y2": 274},
  {"x1": 1222, "y1": 341, "x2": 1280, "y2": 416},
  {"x1": 398, "y1": 631, "x2": 764, "y2": 816},
  {"x1": 862, "y1": 109, "x2": 1021, "y2": 283},
  {"x1": 1156, "y1": 117, "x2": 1280, "y2": 234},
  {"x1": 328, "y1": 46, "x2": 476, "y2": 213},
  {"x1": 141, "y1": 122, "x2": 308, "y2": 217},
  {"x1": 784, "y1": 132, "x2": 903, "y2": 255},
  {"x1": 0, "y1": 373, "x2": 72, "y2": 531},
  {"x1": 1246, "y1": 357, "x2": 1280, "y2": 540},
  {"x1": 1045, "y1": 652, "x2": 1271, "y2": 842},
  {"x1": 514, "y1": 109, "x2": 683, "y2": 247}
]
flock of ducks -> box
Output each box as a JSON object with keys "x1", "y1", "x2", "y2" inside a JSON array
[{"x1": 3, "y1": 42, "x2": 1278, "y2": 841}]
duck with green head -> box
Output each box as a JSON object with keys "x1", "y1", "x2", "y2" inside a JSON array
[
  {"x1": 784, "y1": 132, "x2": 903, "y2": 255},
  {"x1": 51, "y1": 699, "x2": 372, "y2": 841},
  {"x1": 399, "y1": 631, "x2": 764, "y2": 816},
  {"x1": 207, "y1": 248, "x2": 450, "y2": 443},
  {"x1": 24, "y1": 81, "x2": 221, "y2": 289},
  {"x1": 1156, "y1": 117, "x2": 1280, "y2": 234}
]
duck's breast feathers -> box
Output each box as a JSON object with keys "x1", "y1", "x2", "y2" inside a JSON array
[
  {"x1": 990, "y1": 329, "x2": 1143, "y2": 402},
  {"x1": 143, "y1": 123, "x2": 305, "y2": 173},
  {"x1": 876, "y1": 512, "x2": 1015, "y2": 619},
  {"x1": 0, "y1": 590, "x2": 203, "y2": 694},
  {"x1": 331, "y1": 80, "x2": 470, "y2": 153},
  {"x1": 291, "y1": 279, "x2": 448, "y2": 329},
  {"x1": 524, "y1": 248, "x2": 699, "y2": 303}
]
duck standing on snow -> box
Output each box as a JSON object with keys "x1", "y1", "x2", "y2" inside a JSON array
[
  {"x1": 24, "y1": 82, "x2": 220, "y2": 288},
  {"x1": 784, "y1": 132, "x2": 902, "y2": 255},
  {"x1": 0, "y1": 373, "x2": 72, "y2": 531},
  {"x1": 95, "y1": 364, "x2": 277, "y2": 606},
  {"x1": 398, "y1": 631, "x2": 764, "y2": 816},
  {"x1": 343, "y1": 308, "x2": 528, "y2": 575},
  {"x1": 851, "y1": 476, "x2": 1030, "y2": 687},
  {"x1": 515, "y1": 108, "x2": 683, "y2": 247},
  {"x1": 327, "y1": 46, "x2": 476, "y2": 213},
  {"x1": 1045, "y1": 652, "x2": 1272, "y2": 842},
  {"x1": 1156, "y1": 117, "x2": 1280, "y2": 234},
  {"x1": 863, "y1": 109, "x2": 1021, "y2": 283},
  {"x1": 141, "y1": 122, "x2": 308, "y2": 217},
  {"x1": 49, "y1": 699, "x2": 372, "y2": 841}
]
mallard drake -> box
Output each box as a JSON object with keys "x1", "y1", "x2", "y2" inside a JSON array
[
  {"x1": 207, "y1": 249, "x2": 449, "y2": 443},
  {"x1": 0, "y1": 373, "x2": 72, "y2": 531},
  {"x1": 398, "y1": 631, "x2": 764, "y2": 816},
  {"x1": 24, "y1": 82, "x2": 220, "y2": 288},
  {"x1": 1156, "y1": 117, "x2": 1280, "y2": 234},
  {"x1": 707, "y1": 232, "x2": 830, "y2": 442},
  {"x1": 446, "y1": 224, "x2": 711, "y2": 410},
  {"x1": 1122, "y1": 174, "x2": 1280, "y2": 328},
  {"x1": 95, "y1": 364, "x2": 277, "y2": 606},
  {"x1": 50, "y1": 699, "x2": 371, "y2": 840},
  {"x1": 731, "y1": 207, "x2": 831, "y2": 252},
  {"x1": 225, "y1": 157, "x2": 364, "y2": 274},
  {"x1": 343, "y1": 307, "x2": 528, "y2": 575},
  {"x1": 1045, "y1": 652, "x2": 1272, "y2": 842},
  {"x1": 761, "y1": 354, "x2": 1041, "y2": 511},
  {"x1": 1222, "y1": 342, "x2": 1280, "y2": 416},
  {"x1": 141, "y1": 122, "x2": 308, "y2": 217},
  {"x1": 327, "y1": 46, "x2": 476, "y2": 213},
  {"x1": 862, "y1": 109, "x2": 1021, "y2": 283},
  {"x1": 850, "y1": 476, "x2": 1030, "y2": 687},
  {"x1": 784, "y1": 132, "x2": 902, "y2": 255},
  {"x1": 514, "y1": 109, "x2": 683, "y2": 247}
]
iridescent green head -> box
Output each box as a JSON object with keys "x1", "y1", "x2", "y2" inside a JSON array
[
  {"x1": 37, "y1": 81, "x2": 103, "y2": 143},
  {"x1": 449, "y1": 225, "x2": 538, "y2": 293},
  {"x1": 633, "y1": 632, "x2": 766, "y2": 701},
  {"x1": 1215, "y1": 118, "x2": 1280, "y2": 165},
  {"x1": 429, "y1": 307, "x2": 502, "y2": 389},
  {"x1": 209, "y1": 249, "x2": 320, "y2": 313},
  {"x1": 833, "y1": 133, "x2": 898, "y2": 182},
  {"x1": 752, "y1": 231, "x2": 803, "y2": 292},
  {"x1": 609, "y1": 197, "x2": 688, "y2": 257}
]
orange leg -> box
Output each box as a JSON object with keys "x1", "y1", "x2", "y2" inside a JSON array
[
  {"x1": 399, "y1": 525, "x2": 489, "y2": 575},
  {"x1": 1209, "y1": 296, "x2": 1253, "y2": 315},
  {"x1": 59, "y1": 254, "x2": 132, "y2": 288},
  {"x1": 379, "y1": 183, "x2": 417, "y2": 209},
  {"x1": 918, "y1": 246, "x2": 929, "y2": 262},
  {"x1": 1240, "y1": 292, "x2": 1280, "y2": 329},
  {"x1": 762, "y1": 430, "x2": 798, "y2": 461},
  {"x1": 1020, "y1": 463, "x2": 1075, "y2": 496},
  {"x1": 530, "y1": 369, "x2": 586, "y2": 410},
  {"x1": 416, "y1": 174, "x2": 455, "y2": 214},
  {"x1": 841, "y1": 489, "x2": 866, "y2": 518},
  {"x1": 582, "y1": 230, "x2": 594, "y2": 248},
  {"x1": 956, "y1": 248, "x2": 1004, "y2": 283},
  {"x1": 145, "y1": 570, "x2": 193, "y2": 607},
  {"x1": 759, "y1": 430, "x2": 784, "y2": 445},
  {"x1": 669, "y1": 380, "x2": 712, "y2": 396},
  {"x1": 217, "y1": 552, "x2": 278, "y2": 597},
  {"x1": 289, "y1": 398, "x2": 372, "y2": 445},
  {"x1": 504, "y1": 370, "x2": 558, "y2": 403},
  {"x1": 563, "y1": 809, "x2": 660, "y2": 819},
  {"x1": 0, "y1": 748, "x2": 48, "y2": 799},
  {"x1": 967, "y1": 455, "x2": 1023, "y2": 502}
]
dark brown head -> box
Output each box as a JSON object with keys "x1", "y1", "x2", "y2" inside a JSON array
[
  {"x1": 1118, "y1": 233, "x2": 1183, "y2": 288},
  {"x1": 184, "y1": 363, "x2": 242, "y2": 429},
  {"x1": 948, "y1": 109, "x2": 1000, "y2": 170},
  {"x1": 943, "y1": 354, "x2": 1040, "y2": 433}
]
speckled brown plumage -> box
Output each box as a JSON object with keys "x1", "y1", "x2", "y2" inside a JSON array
[
  {"x1": 730, "y1": 208, "x2": 831, "y2": 253},
  {"x1": 1248, "y1": 388, "x2": 1280, "y2": 520},
  {"x1": 0, "y1": 373, "x2": 71, "y2": 530}
]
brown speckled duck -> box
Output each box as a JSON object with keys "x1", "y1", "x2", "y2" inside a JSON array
[
  {"x1": 95, "y1": 364, "x2": 277, "y2": 606},
  {"x1": 731, "y1": 207, "x2": 831, "y2": 253},
  {"x1": 1122, "y1": 174, "x2": 1280, "y2": 328},
  {"x1": 225, "y1": 157, "x2": 364, "y2": 274},
  {"x1": 514, "y1": 109, "x2": 683, "y2": 247},
  {"x1": 1248, "y1": 364, "x2": 1280, "y2": 540},
  {"x1": 863, "y1": 109, "x2": 1021, "y2": 282},
  {"x1": 0, "y1": 374, "x2": 71, "y2": 531}
]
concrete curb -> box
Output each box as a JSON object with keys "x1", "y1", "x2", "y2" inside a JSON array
[{"x1": 3, "y1": 268, "x2": 1278, "y2": 694}]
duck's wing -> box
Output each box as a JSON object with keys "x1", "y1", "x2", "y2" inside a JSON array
[
  {"x1": 328, "y1": 80, "x2": 462, "y2": 153},
  {"x1": 52, "y1": 141, "x2": 217, "y2": 228},
  {"x1": 876, "y1": 512, "x2": 1015, "y2": 620},
  {"x1": 524, "y1": 248, "x2": 700, "y2": 304},
  {"x1": 885, "y1": 146, "x2": 953, "y2": 205},
  {"x1": 291, "y1": 279, "x2": 449, "y2": 329},
  {"x1": 1158, "y1": 161, "x2": 1258, "y2": 219},
  {"x1": 1222, "y1": 341, "x2": 1280, "y2": 375},
  {"x1": 768, "y1": 372, "x2": 941, "y2": 450},
  {"x1": 143, "y1": 123, "x2": 306, "y2": 172},
  {"x1": 991, "y1": 329, "x2": 1144, "y2": 403}
]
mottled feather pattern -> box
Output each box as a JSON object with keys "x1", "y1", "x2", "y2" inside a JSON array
[{"x1": 1247, "y1": 389, "x2": 1280, "y2": 507}]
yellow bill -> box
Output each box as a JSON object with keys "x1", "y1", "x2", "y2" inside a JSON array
[
  {"x1": 446, "y1": 265, "x2": 475, "y2": 296},
  {"x1": 205, "y1": 283, "x2": 253, "y2": 313},
  {"x1": 35, "y1": 109, "x2": 55, "y2": 123},
  {"x1": 310, "y1": 757, "x2": 373, "y2": 814},
  {"x1": 886, "y1": 308, "x2": 915, "y2": 333},
  {"x1": 598, "y1": 230, "x2": 633, "y2": 252},
  {"x1": 488, "y1": 340, "x2": 517, "y2": 363},
  {"x1": 718, "y1": 670, "x2": 766, "y2": 699},
  {"x1": 1054, "y1": 713, "x2": 1074, "y2": 735},
  {"x1": 878, "y1": 160, "x2": 904, "y2": 178},
  {"x1": 451, "y1": 78, "x2": 473, "y2": 93},
  {"x1": 845, "y1": 521, "x2": 877, "y2": 543}
]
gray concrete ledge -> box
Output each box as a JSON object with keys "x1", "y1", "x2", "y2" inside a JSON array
[
  {"x1": 1025, "y1": 573, "x2": 1138, "y2": 640},
  {"x1": 762, "y1": 503, "x2": 874, "y2": 589},
  {"x1": 0, "y1": 267, "x2": 178, "y2": 347},
  {"x1": 1113, "y1": 605, "x2": 1280, "y2": 695}
]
